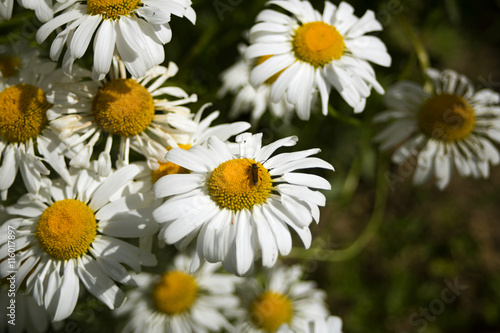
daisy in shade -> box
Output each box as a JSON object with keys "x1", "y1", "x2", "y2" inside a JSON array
[
  {"x1": 0, "y1": 55, "x2": 75, "y2": 200},
  {"x1": 0, "y1": 0, "x2": 64, "y2": 21},
  {"x1": 49, "y1": 60, "x2": 198, "y2": 177},
  {"x1": 136, "y1": 104, "x2": 251, "y2": 184},
  {"x1": 115, "y1": 253, "x2": 240, "y2": 333},
  {"x1": 0, "y1": 165, "x2": 158, "y2": 322},
  {"x1": 1, "y1": 284, "x2": 56, "y2": 333},
  {"x1": 218, "y1": 43, "x2": 295, "y2": 124},
  {"x1": 235, "y1": 264, "x2": 329, "y2": 332},
  {"x1": 374, "y1": 68, "x2": 500, "y2": 190},
  {"x1": 36, "y1": 0, "x2": 196, "y2": 79},
  {"x1": 153, "y1": 132, "x2": 333, "y2": 276},
  {"x1": 0, "y1": 42, "x2": 37, "y2": 81},
  {"x1": 307, "y1": 316, "x2": 343, "y2": 333},
  {"x1": 246, "y1": 0, "x2": 391, "y2": 120}
]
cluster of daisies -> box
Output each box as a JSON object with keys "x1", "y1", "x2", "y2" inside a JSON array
[{"x1": 1, "y1": 0, "x2": 500, "y2": 332}]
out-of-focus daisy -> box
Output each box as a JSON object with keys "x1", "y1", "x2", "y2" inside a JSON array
[
  {"x1": 36, "y1": 0, "x2": 196, "y2": 79},
  {"x1": 0, "y1": 165, "x2": 158, "y2": 321},
  {"x1": 1, "y1": 284, "x2": 57, "y2": 333},
  {"x1": 153, "y1": 132, "x2": 333, "y2": 275},
  {"x1": 374, "y1": 68, "x2": 500, "y2": 190},
  {"x1": 306, "y1": 316, "x2": 343, "y2": 333},
  {"x1": 0, "y1": 55, "x2": 74, "y2": 200},
  {"x1": 246, "y1": 0, "x2": 391, "y2": 119},
  {"x1": 49, "y1": 60, "x2": 198, "y2": 177},
  {"x1": 0, "y1": 0, "x2": 68, "y2": 21},
  {"x1": 115, "y1": 253, "x2": 240, "y2": 333},
  {"x1": 0, "y1": 42, "x2": 39, "y2": 81},
  {"x1": 235, "y1": 264, "x2": 329, "y2": 332},
  {"x1": 218, "y1": 44, "x2": 295, "y2": 124}
]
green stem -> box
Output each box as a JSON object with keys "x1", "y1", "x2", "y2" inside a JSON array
[
  {"x1": 327, "y1": 105, "x2": 362, "y2": 127},
  {"x1": 397, "y1": 17, "x2": 432, "y2": 92},
  {"x1": 289, "y1": 157, "x2": 389, "y2": 262}
]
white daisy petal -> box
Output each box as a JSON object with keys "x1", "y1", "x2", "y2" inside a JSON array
[
  {"x1": 77, "y1": 256, "x2": 126, "y2": 309},
  {"x1": 52, "y1": 260, "x2": 79, "y2": 321},
  {"x1": 89, "y1": 164, "x2": 141, "y2": 211},
  {"x1": 93, "y1": 19, "x2": 116, "y2": 75},
  {"x1": 153, "y1": 173, "x2": 205, "y2": 198}
]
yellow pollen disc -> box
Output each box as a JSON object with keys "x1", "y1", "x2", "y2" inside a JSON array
[
  {"x1": 292, "y1": 21, "x2": 345, "y2": 67},
  {"x1": 35, "y1": 199, "x2": 97, "y2": 261},
  {"x1": 0, "y1": 84, "x2": 50, "y2": 143},
  {"x1": 208, "y1": 158, "x2": 273, "y2": 211},
  {"x1": 87, "y1": 0, "x2": 141, "y2": 20},
  {"x1": 255, "y1": 55, "x2": 287, "y2": 85},
  {"x1": 92, "y1": 78, "x2": 155, "y2": 136},
  {"x1": 152, "y1": 270, "x2": 198, "y2": 315},
  {"x1": 0, "y1": 55, "x2": 21, "y2": 78},
  {"x1": 418, "y1": 93, "x2": 475, "y2": 142},
  {"x1": 151, "y1": 144, "x2": 193, "y2": 184},
  {"x1": 250, "y1": 291, "x2": 293, "y2": 332}
]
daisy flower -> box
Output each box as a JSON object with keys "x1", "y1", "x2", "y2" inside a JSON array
[
  {"x1": 115, "y1": 254, "x2": 240, "y2": 333},
  {"x1": 0, "y1": 165, "x2": 158, "y2": 322},
  {"x1": 0, "y1": 55, "x2": 75, "y2": 200},
  {"x1": 0, "y1": 42, "x2": 37, "y2": 81},
  {"x1": 306, "y1": 316, "x2": 343, "y2": 333},
  {"x1": 218, "y1": 43, "x2": 295, "y2": 124},
  {"x1": 36, "y1": 0, "x2": 196, "y2": 79},
  {"x1": 245, "y1": 0, "x2": 391, "y2": 119},
  {"x1": 0, "y1": 0, "x2": 69, "y2": 21},
  {"x1": 127, "y1": 108, "x2": 250, "y2": 253},
  {"x1": 1, "y1": 284, "x2": 55, "y2": 333},
  {"x1": 374, "y1": 68, "x2": 500, "y2": 189},
  {"x1": 49, "y1": 60, "x2": 198, "y2": 177},
  {"x1": 235, "y1": 264, "x2": 329, "y2": 332},
  {"x1": 153, "y1": 132, "x2": 333, "y2": 276}
]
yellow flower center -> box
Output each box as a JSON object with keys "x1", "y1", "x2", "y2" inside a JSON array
[
  {"x1": 255, "y1": 56, "x2": 288, "y2": 85},
  {"x1": 151, "y1": 144, "x2": 192, "y2": 184},
  {"x1": 250, "y1": 291, "x2": 293, "y2": 332},
  {"x1": 92, "y1": 78, "x2": 155, "y2": 137},
  {"x1": 417, "y1": 93, "x2": 475, "y2": 142},
  {"x1": 0, "y1": 84, "x2": 50, "y2": 143},
  {"x1": 35, "y1": 199, "x2": 97, "y2": 261},
  {"x1": 0, "y1": 55, "x2": 21, "y2": 78},
  {"x1": 152, "y1": 270, "x2": 198, "y2": 315},
  {"x1": 87, "y1": 0, "x2": 141, "y2": 20},
  {"x1": 292, "y1": 21, "x2": 345, "y2": 67},
  {"x1": 208, "y1": 158, "x2": 273, "y2": 211}
]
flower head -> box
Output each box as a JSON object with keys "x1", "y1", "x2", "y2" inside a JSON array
[
  {"x1": 153, "y1": 132, "x2": 333, "y2": 275},
  {"x1": 49, "y1": 60, "x2": 198, "y2": 177},
  {"x1": 114, "y1": 253, "x2": 240, "y2": 333},
  {"x1": 245, "y1": 0, "x2": 391, "y2": 119},
  {"x1": 36, "y1": 0, "x2": 196, "y2": 78},
  {"x1": 0, "y1": 165, "x2": 158, "y2": 321},
  {"x1": 374, "y1": 68, "x2": 500, "y2": 189},
  {"x1": 0, "y1": 54, "x2": 76, "y2": 200},
  {"x1": 218, "y1": 43, "x2": 296, "y2": 124},
  {"x1": 235, "y1": 264, "x2": 330, "y2": 332}
]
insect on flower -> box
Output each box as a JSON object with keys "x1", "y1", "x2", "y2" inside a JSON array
[
  {"x1": 246, "y1": 158, "x2": 268, "y2": 186},
  {"x1": 250, "y1": 162, "x2": 260, "y2": 186}
]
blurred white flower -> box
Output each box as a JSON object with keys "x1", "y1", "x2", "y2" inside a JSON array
[{"x1": 374, "y1": 68, "x2": 500, "y2": 189}]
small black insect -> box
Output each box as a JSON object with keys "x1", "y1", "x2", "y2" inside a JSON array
[{"x1": 250, "y1": 163, "x2": 259, "y2": 186}]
